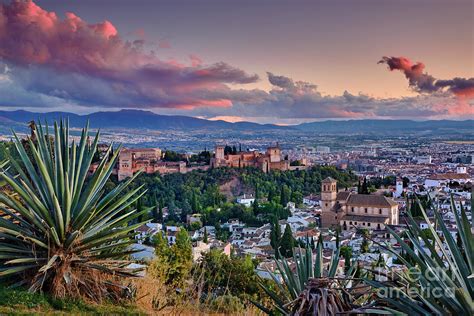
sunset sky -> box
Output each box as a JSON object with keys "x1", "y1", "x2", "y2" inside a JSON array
[{"x1": 0, "y1": 0, "x2": 473, "y2": 124}]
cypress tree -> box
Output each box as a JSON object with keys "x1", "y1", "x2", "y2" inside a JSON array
[
  {"x1": 279, "y1": 225, "x2": 295, "y2": 258},
  {"x1": 270, "y1": 217, "x2": 281, "y2": 258},
  {"x1": 203, "y1": 227, "x2": 208, "y2": 243}
]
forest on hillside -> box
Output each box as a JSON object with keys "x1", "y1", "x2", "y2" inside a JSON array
[{"x1": 108, "y1": 165, "x2": 357, "y2": 226}]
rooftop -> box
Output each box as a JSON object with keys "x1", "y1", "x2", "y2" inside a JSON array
[{"x1": 346, "y1": 194, "x2": 398, "y2": 208}]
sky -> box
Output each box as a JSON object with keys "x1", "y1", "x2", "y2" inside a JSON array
[{"x1": 0, "y1": 0, "x2": 473, "y2": 124}]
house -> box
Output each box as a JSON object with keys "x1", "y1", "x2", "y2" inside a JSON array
[{"x1": 236, "y1": 194, "x2": 255, "y2": 207}]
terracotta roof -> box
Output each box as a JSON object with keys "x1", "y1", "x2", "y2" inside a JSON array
[
  {"x1": 429, "y1": 173, "x2": 470, "y2": 180},
  {"x1": 330, "y1": 201, "x2": 344, "y2": 213},
  {"x1": 336, "y1": 191, "x2": 351, "y2": 201},
  {"x1": 346, "y1": 194, "x2": 398, "y2": 207}
]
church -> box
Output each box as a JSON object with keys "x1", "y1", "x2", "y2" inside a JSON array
[{"x1": 320, "y1": 177, "x2": 399, "y2": 230}]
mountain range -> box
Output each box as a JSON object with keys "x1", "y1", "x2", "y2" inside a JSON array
[{"x1": 0, "y1": 109, "x2": 471, "y2": 135}]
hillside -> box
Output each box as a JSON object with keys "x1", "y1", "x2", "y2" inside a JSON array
[{"x1": 0, "y1": 109, "x2": 290, "y2": 131}]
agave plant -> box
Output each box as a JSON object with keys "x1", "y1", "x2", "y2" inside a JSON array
[
  {"x1": 0, "y1": 121, "x2": 150, "y2": 301},
  {"x1": 255, "y1": 236, "x2": 361, "y2": 315},
  {"x1": 365, "y1": 195, "x2": 474, "y2": 315}
]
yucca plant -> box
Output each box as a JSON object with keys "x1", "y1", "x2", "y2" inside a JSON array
[
  {"x1": 255, "y1": 236, "x2": 361, "y2": 315},
  {"x1": 365, "y1": 195, "x2": 474, "y2": 315},
  {"x1": 0, "y1": 121, "x2": 150, "y2": 301}
]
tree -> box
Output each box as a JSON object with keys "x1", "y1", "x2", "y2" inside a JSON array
[
  {"x1": 252, "y1": 199, "x2": 259, "y2": 215},
  {"x1": 0, "y1": 121, "x2": 147, "y2": 301},
  {"x1": 280, "y1": 184, "x2": 291, "y2": 206},
  {"x1": 203, "y1": 227, "x2": 208, "y2": 243},
  {"x1": 361, "y1": 177, "x2": 369, "y2": 194},
  {"x1": 270, "y1": 217, "x2": 282, "y2": 257},
  {"x1": 191, "y1": 191, "x2": 201, "y2": 212},
  {"x1": 150, "y1": 228, "x2": 193, "y2": 288},
  {"x1": 341, "y1": 246, "x2": 352, "y2": 272},
  {"x1": 193, "y1": 250, "x2": 261, "y2": 300},
  {"x1": 279, "y1": 225, "x2": 295, "y2": 257},
  {"x1": 361, "y1": 237, "x2": 370, "y2": 253}
]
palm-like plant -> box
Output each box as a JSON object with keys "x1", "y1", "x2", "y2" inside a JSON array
[
  {"x1": 366, "y1": 196, "x2": 474, "y2": 315},
  {"x1": 255, "y1": 236, "x2": 361, "y2": 315},
  {"x1": 0, "y1": 121, "x2": 149, "y2": 301}
]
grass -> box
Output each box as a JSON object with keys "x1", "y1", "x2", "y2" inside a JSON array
[{"x1": 0, "y1": 286, "x2": 141, "y2": 315}]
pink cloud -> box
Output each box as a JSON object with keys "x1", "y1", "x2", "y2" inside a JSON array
[{"x1": 0, "y1": 0, "x2": 259, "y2": 109}]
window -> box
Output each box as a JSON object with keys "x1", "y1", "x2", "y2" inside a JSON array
[
  {"x1": 365, "y1": 208, "x2": 368, "y2": 213},
  {"x1": 349, "y1": 221, "x2": 352, "y2": 225},
  {"x1": 377, "y1": 224, "x2": 381, "y2": 229},
  {"x1": 354, "y1": 222, "x2": 357, "y2": 225},
  {"x1": 368, "y1": 223, "x2": 371, "y2": 227},
  {"x1": 362, "y1": 222, "x2": 365, "y2": 226},
  {"x1": 351, "y1": 207, "x2": 354, "y2": 212},
  {"x1": 379, "y1": 209, "x2": 382, "y2": 214},
  {"x1": 325, "y1": 203, "x2": 328, "y2": 207}
]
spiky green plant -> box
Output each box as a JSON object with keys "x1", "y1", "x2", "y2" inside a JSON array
[
  {"x1": 366, "y1": 196, "x2": 474, "y2": 315},
  {"x1": 255, "y1": 236, "x2": 360, "y2": 315},
  {"x1": 0, "y1": 121, "x2": 150, "y2": 301}
]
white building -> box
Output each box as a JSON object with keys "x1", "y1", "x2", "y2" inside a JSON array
[
  {"x1": 236, "y1": 194, "x2": 255, "y2": 207},
  {"x1": 413, "y1": 156, "x2": 432, "y2": 164}
]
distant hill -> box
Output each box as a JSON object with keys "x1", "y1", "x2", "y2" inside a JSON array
[
  {"x1": 295, "y1": 119, "x2": 473, "y2": 134},
  {"x1": 0, "y1": 110, "x2": 290, "y2": 131},
  {"x1": 0, "y1": 110, "x2": 471, "y2": 135}
]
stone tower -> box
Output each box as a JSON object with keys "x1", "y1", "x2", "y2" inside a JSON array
[
  {"x1": 394, "y1": 178, "x2": 404, "y2": 198},
  {"x1": 215, "y1": 145, "x2": 225, "y2": 160},
  {"x1": 267, "y1": 146, "x2": 281, "y2": 163},
  {"x1": 320, "y1": 177, "x2": 339, "y2": 228}
]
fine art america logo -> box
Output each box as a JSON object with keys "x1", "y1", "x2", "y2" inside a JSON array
[{"x1": 376, "y1": 267, "x2": 456, "y2": 299}]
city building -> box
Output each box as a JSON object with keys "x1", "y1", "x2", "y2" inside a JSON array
[
  {"x1": 424, "y1": 169, "x2": 472, "y2": 188},
  {"x1": 210, "y1": 144, "x2": 289, "y2": 172},
  {"x1": 320, "y1": 177, "x2": 399, "y2": 230}
]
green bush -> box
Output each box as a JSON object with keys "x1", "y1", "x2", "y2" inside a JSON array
[{"x1": 209, "y1": 295, "x2": 244, "y2": 314}]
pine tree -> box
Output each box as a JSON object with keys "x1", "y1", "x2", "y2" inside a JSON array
[{"x1": 279, "y1": 225, "x2": 295, "y2": 258}]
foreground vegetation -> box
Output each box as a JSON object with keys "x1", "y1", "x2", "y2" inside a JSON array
[{"x1": 0, "y1": 121, "x2": 148, "y2": 301}]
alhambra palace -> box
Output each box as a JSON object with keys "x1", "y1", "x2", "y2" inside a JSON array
[
  {"x1": 210, "y1": 145, "x2": 291, "y2": 172},
  {"x1": 115, "y1": 144, "x2": 303, "y2": 181}
]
